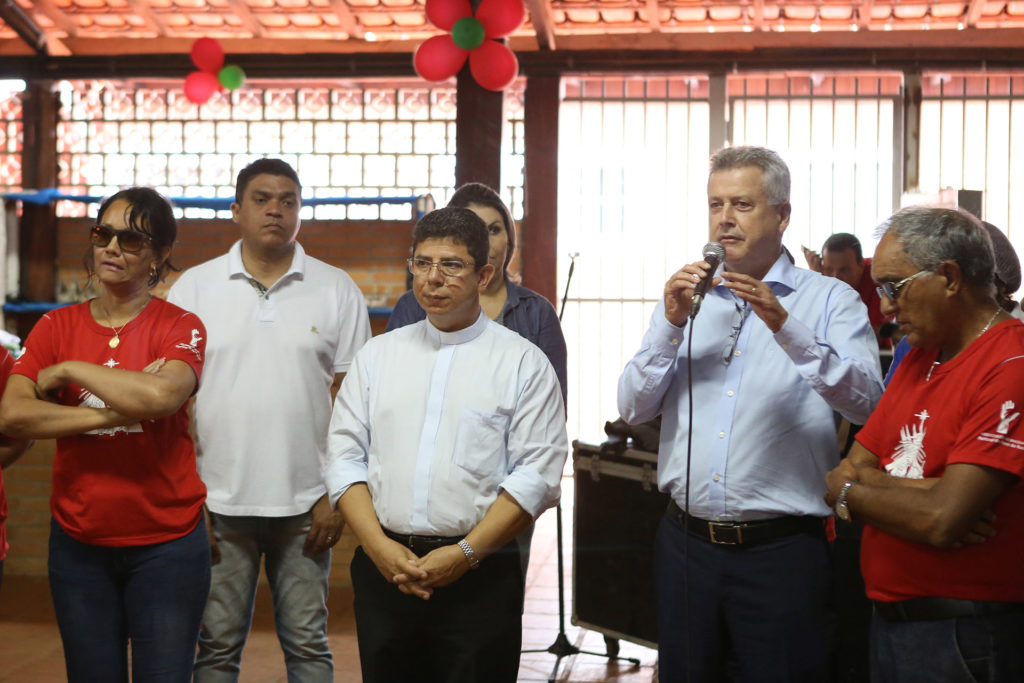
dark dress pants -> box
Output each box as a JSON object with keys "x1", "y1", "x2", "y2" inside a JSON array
[
  {"x1": 656, "y1": 512, "x2": 835, "y2": 683},
  {"x1": 351, "y1": 540, "x2": 524, "y2": 683}
]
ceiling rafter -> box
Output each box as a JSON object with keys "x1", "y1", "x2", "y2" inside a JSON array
[
  {"x1": 752, "y1": 0, "x2": 765, "y2": 30},
  {"x1": 225, "y1": 0, "x2": 266, "y2": 38},
  {"x1": 966, "y1": 0, "x2": 986, "y2": 27},
  {"x1": 524, "y1": 0, "x2": 557, "y2": 49},
  {"x1": 646, "y1": 0, "x2": 662, "y2": 31},
  {"x1": 327, "y1": 0, "x2": 364, "y2": 39},
  {"x1": 126, "y1": 0, "x2": 169, "y2": 37},
  {"x1": 29, "y1": 0, "x2": 79, "y2": 39}
]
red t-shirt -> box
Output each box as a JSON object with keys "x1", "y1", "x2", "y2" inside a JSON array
[
  {"x1": 0, "y1": 348, "x2": 15, "y2": 561},
  {"x1": 13, "y1": 298, "x2": 207, "y2": 547},
  {"x1": 856, "y1": 319, "x2": 1024, "y2": 602},
  {"x1": 856, "y1": 257, "x2": 891, "y2": 348}
]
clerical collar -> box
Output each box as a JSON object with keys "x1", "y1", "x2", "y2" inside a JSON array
[{"x1": 426, "y1": 310, "x2": 490, "y2": 346}]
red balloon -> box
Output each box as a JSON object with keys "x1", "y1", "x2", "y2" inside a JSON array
[
  {"x1": 414, "y1": 35, "x2": 468, "y2": 82},
  {"x1": 190, "y1": 37, "x2": 225, "y2": 74},
  {"x1": 476, "y1": 0, "x2": 525, "y2": 38},
  {"x1": 469, "y1": 40, "x2": 518, "y2": 91},
  {"x1": 184, "y1": 71, "x2": 220, "y2": 104},
  {"x1": 425, "y1": 0, "x2": 472, "y2": 31}
]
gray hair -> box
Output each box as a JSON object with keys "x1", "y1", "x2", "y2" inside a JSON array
[
  {"x1": 709, "y1": 146, "x2": 791, "y2": 205},
  {"x1": 875, "y1": 207, "x2": 994, "y2": 287}
]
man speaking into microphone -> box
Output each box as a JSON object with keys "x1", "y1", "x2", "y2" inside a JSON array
[{"x1": 618, "y1": 146, "x2": 883, "y2": 682}]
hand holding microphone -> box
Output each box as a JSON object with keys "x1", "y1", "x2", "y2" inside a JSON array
[{"x1": 663, "y1": 242, "x2": 726, "y2": 326}]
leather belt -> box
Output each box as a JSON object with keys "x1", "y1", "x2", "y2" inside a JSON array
[
  {"x1": 874, "y1": 597, "x2": 1024, "y2": 622},
  {"x1": 382, "y1": 527, "x2": 463, "y2": 555},
  {"x1": 666, "y1": 500, "x2": 825, "y2": 547}
]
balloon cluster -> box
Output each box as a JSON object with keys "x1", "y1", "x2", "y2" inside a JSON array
[
  {"x1": 414, "y1": 0, "x2": 524, "y2": 92},
  {"x1": 184, "y1": 38, "x2": 247, "y2": 105}
]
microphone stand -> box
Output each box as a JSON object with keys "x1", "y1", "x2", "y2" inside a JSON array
[{"x1": 521, "y1": 253, "x2": 641, "y2": 682}]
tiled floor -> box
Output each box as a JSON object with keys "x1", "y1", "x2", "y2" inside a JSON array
[{"x1": 0, "y1": 477, "x2": 658, "y2": 682}]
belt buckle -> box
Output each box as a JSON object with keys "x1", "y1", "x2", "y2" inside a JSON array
[{"x1": 708, "y1": 522, "x2": 742, "y2": 545}]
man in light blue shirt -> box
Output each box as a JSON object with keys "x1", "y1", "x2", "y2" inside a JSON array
[{"x1": 618, "y1": 146, "x2": 883, "y2": 682}]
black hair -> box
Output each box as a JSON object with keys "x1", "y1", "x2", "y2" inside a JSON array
[
  {"x1": 235, "y1": 158, "x2": 301, "y2": 204},
  {"x1": 412, "y1": 207, "x2": 489, "y2": 271},
  {"x1": 447, "y1": 182, "x2": 515, "y2": 272},
  {"x1": 86, "y1": 187, "x2": 179, "y2": 287},
  {"x1": 822, "y1": 232, "x2": 863, "y2": 262}
]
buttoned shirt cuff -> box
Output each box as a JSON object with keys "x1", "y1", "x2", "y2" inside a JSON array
[
  {"x1": 325, "y1": 459, "x2": 368, "y2": 509},
  {"x1": 500, "y1": 468, "x2": 561, "y2": 519},
  {"x1": 647, "y1": 311, "x2": 688, "y2": 356},
  {"x1": 771, "y1": 312, "x2": 817, "y2": 360}
]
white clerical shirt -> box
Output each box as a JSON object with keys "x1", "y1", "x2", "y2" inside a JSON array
[{"x1": 325, "y1": 311, "x2": 567, "y2": 536}]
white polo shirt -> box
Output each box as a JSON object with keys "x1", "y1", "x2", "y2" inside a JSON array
[{"x1": 168, "y1": 240, "x2": 371, "y2": 516}]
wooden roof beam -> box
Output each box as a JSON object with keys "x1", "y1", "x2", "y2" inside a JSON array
[
  {"x1": 126, "y1": 0, "x2": 169, "y2": 37},
  {"x1": 859, "y1": 0, "x2": 875, "y2": 29},
  {"x1": 328, "y1": 0, "x2": 364, "y2": 39},
  {"x1": 0, "y1": 0, "x2": 48, "y2": 54},
  {"x1": 225, "y1": 0, "x2": 266, "y2": 38},
  {"x1": 524, "y1": 0, "x2": 557, "y2": 50},
  {"x1": 647, "y1": 0, "x2": 662, "y2": 31},
  {"x1": 752, "y1": 0, "x2": 765, "y2": 30},
  {"x1": 966, "y1": 0, "x2": 985, "y2": 27}
]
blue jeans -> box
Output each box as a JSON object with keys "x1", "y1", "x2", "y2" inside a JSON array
[
  {"x1": 871, "y1": 609, "x2": 1024, "y2": 682},
  {"x1": 193, "y1": 511, "x2": 332, "y2": 683},
  {"x1": 48, "y1": 516, "x2": 211, "y2": 682}
]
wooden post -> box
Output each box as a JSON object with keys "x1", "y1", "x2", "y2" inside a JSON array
[
  {"x1": 521, "y1": 75, "x2": 559, "y2": 305},
  {"x1": 455, "y1": 68, "x2": 504, "y2": 190},
  {"x1": 17, "y1": 80, "x2": 59, "y2": 337}
]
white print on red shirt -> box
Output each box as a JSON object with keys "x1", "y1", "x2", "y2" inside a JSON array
[
  {"x1": 174, "y1": 328, "x2": 203, "y2": 362},
  {"x1": 77, "y1": 388, "x2": 142, "y2": 436},
  {"x1": 977, "y1": 399, "x2": 1024, "y2": 451},
  {"x1": 887, "y1": 409, "x2": 929, "y2": 479}
]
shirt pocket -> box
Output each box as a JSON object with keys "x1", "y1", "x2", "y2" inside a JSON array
[{"x1": 452, "y1": 410, "x2": 510, "y2": 479}]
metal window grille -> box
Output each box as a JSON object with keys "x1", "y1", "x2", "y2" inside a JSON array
[
  {"x1": 918, "y1": 72, "x2": 1024, "y2": 250},
  {"x1": 0, "y1": 87, "x2": 24, "y2": 193},
  {"x1": 55, "y1": 78, "x2": 525, "y2": 221},
  {"x1": 559, "y1": 75, "x2": 712, "y2": 443},
  {"x1": 729, "y1": 72, "x2": 902, "y2": 257}
]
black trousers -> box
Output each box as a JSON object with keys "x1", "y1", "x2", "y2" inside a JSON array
[{"x1": 351, "y1": 540, "x2": 524, "y2": 683}]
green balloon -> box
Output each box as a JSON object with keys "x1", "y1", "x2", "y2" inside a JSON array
[
  {"x1": 218, "y1": 64, "x2": 246, "y2": 91},
  {"x1": 451, "y1": 17, "x2": 485, "y2": 51}
]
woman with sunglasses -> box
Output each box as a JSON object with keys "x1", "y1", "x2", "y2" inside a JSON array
[{"x1": 0, "y1": 187, "x2": 210, "y2": 681}]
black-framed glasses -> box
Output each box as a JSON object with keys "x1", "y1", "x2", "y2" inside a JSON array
[
  {"x1": 90, "y1": 224, "x2": 153, "y2": 254},
  {"x1": 407, "y1": 257, "x2": 474, "y2": 278},
  {"x1": 876, "y1": 270, "x2": 930, "y2": 301}
]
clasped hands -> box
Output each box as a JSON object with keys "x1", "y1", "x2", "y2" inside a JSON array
[
  {"x1": 664, "y1": 260, "x2": 788, "y2": 332},
  {"x1": 368, "y1": 536, "x2": 471, "y2": 600}
]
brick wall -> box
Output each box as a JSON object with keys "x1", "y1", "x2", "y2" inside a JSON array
[{"x1": 3, "y1": 214, "x2": 420, "y2": 587}]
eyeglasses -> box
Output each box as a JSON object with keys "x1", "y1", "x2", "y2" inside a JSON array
[
  {"x1": 876, "y1": 270, "x2": 930, "y2": 301},
  {"x1": 407, "y1": 257, "x2": 474, "y2": 278},
  {"x1": 90, "y1": 225, "x2": 153, "y2": 254}
]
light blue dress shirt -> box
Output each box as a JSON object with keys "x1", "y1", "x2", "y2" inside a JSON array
[{"x1": 618, "y1": 253, "x2": 884, "y2": 520}]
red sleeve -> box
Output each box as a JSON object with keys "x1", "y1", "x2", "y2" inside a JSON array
[
  {"x1": 947, "y1": 356, "x2": 1024, "y2": 478},
  {"x1": 0, "y1": 348, "x2": 14, "y2": 396},
  {"x1": 156, "y1": 308, "x2": 206, "y2": 384},
  {"x1": 11, "y1": 312, "x2": 59, "y2": 383}
]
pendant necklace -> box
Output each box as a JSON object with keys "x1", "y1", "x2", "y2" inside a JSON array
[
  {"x1": 99, "y1": 297, "x2": 150, "y2": 349},
  {"x1": 926, "y1": 306, "x2": 1001, "y2": 382}
]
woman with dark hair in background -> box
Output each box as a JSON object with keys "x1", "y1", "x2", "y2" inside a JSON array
[
  {"x1": 387, "y1": 183, "x2": 568, "y2": 406},
  {"x1": 0, "y1": 187, "x2": 210, "y2": 681}
]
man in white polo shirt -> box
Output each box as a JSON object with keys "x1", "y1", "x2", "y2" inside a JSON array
[{"x1": 168, "y1": 158, "x2": 370, "y2": 682}]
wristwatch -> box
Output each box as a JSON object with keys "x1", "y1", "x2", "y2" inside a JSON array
[
  {"x1": 835, "y1": 480, "x2": 857, "y2": 522},
  {"x1": 458, "y1": 538, "x2": 480, "y2": 569}
]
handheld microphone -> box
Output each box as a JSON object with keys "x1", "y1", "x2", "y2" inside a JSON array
[{"x1": 690, "y1": 242, "x2": 726, "y2": 320}]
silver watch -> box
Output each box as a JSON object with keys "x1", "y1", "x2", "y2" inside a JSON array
[
  {"x1": 835, "y1": 480, "x2": 857, "y2": 522},
  {"x1": 458, "y1": 538, "x2": 480, "y2": 569}
]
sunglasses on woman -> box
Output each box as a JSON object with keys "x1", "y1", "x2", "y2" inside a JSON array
[{"x1": 89, "y1": 224, "x2": 153, "y2": 254}]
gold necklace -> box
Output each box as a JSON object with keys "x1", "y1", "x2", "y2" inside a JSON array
[{"x1": 99, "y1": 297, "x2": 150, "y2": 349}]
